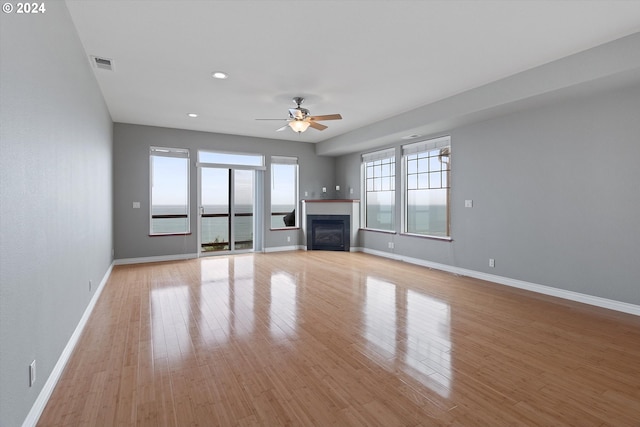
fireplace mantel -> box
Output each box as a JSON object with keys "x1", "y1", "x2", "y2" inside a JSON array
[{"x1": 301, "y1": 199, "x2": 360, "y2": 251}]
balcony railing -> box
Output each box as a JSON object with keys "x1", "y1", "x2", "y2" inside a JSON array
[
  {"x1": 152, "y1": 214, "x2": 188, "y2": 219},
  {"x1": 151, "y1": 214, "x2": 189, "y2": 235},
  {"x1": 201, "y1": 212, "x2": 253, "y2": 252}
]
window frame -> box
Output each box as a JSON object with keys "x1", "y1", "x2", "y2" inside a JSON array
[
  {"x1": 197, "y1": 150, "x2": 265, "y2": 169},
  {"x1": 149, "y1": 146, "x2": 191, "y2": 236},
  {"x1": 401, "y1": 136, "x2": 451, "y2": 240},
  {"x1": 270, "y1": 156, "x2": 299, "y2": 230},
  {"x1": 361, "y1": 147, "x2": 396, "y2": 232}
]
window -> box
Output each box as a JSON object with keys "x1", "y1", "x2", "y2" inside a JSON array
[
  {"x1": 362, "y1": 148, "x2": 396, "y2": 231},
  {"x1": 270, "y1": 156, "x2": 298, "y2": 229},
  {"x1": 198, "y1": 150, "x2": 264, "y2": 168},
  {"x1": 402, "y1": 136, "x2": 451, "y2": 238},
  {"x1": 150, "y1": 146, "x2": 190, "y2": 235}
]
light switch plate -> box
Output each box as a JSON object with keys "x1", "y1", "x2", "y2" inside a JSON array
[
  {"x1": 465, "y1": 200, "x2": 473, "y2": 208},
  {"x1": 133, "y1": 202, "x2": 141, "y2": 209}
]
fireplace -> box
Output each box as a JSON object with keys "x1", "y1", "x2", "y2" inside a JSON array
[
  {"x1": 302, "y1": 199, "x2": 360, "y2": 252},
  {"x1": 307, "y1": 215, "x2": 350, "y2": 251}
]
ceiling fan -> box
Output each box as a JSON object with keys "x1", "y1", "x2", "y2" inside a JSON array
[{"x1": 256, "y1": 97, "x2": 342, "y2": 133}]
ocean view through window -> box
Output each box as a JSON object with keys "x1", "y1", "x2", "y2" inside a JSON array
[
  {"x1": 271, "y1": 156, "x2": 298, "y2": 229},
  {"x1": 362, "y1": 148, "x2": 396, "y2": 231},
  {"x1": 150, "y1": 146, "x2": 190, "y2": 235},
  {"x1": 198, "y1": 150, "x2": 263, "y2": 253},
  {"x1": 402, "y1": 136, "x2": 451, "y2": 238}
]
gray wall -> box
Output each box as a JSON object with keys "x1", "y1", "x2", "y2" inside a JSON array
[
  {"x1": 0, "y1": 3, "x2": 114, "y2": 426},
  {"x1": 336, "y1": 81, "x2": 640, "y2": 306},
  {"x1": 113, "y1": 123, "x2": 335, "y2": 259}
]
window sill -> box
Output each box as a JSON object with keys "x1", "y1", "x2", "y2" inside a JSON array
[
  {"x1": 149, "y1": 232, "x2": 192, "y2": 237},
  {"x1": 360, "y1": 228, "x2": 397, "y2": 235},
  {"x1": 400, "y1": 232, "x2": 452, "y2": 242},
  {"x1": 270, "y1": 227, "x2": 300, "y2": 231}
]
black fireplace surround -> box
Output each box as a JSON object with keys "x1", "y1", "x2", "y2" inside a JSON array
[{"x1": 307, "y1": 215, "x2": 350, "y2": 251}]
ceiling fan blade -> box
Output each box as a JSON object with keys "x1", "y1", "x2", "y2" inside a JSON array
[
  {"x1": 276, "y1": 125, "x2": 289, "y2": 132},
  {"x1": 308, "y1": 121, "x2": 328, "y2": 131},
  {"x1": 309, "y1": 114, "x2": 342, "y2": 121}
]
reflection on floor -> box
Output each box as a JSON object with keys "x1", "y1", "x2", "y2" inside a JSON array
[{"x1": 39, "y1": 251, "x2": 640, "y2": 426}]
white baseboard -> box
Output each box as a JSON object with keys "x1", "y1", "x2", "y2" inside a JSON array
[
  {"x1": 22, "y1": 263, "x2": 114, "y2": 427},
  {"x1": 264, "y1": 245, "x2": 301, "y2": 253},
  {"x1": 114, "y1": 253, "x2": 198, "y2": 265},
  {"x1": 361, "y1": 248, "x2": 640, "y2": 317}
]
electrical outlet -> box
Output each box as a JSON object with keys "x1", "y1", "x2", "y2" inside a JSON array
[
  {"x1": 388, "y1": 242, "x2": 394, "y2": 249},
  {"x1": 287, "y1": 236, "x2": 291, "y2": 242},
  {"x1": 465, "y1": 200, "x2": 473, "y2": 208},
  {"x1": 29, "y1": 360, "x2": 36, "y2": 387},
  {"x1": 489, "y1": 258, "x2": 495, "y2": 268}
]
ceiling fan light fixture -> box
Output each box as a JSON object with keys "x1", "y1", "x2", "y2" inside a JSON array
[
  {"x1": 256, "y1": 97, "x2": 341, "y2": 132},
  {"x1": 289, "y1": 120, "x2": 310, "y2": 133}
]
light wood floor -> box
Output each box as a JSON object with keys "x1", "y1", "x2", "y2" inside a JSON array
[{"x1": 39, "y1": 251, "x2": 640, "y2": 426}]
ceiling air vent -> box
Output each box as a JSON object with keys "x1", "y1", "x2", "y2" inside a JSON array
[{"x1": 90, "y1": 56, "x2": 113, "y2": 71}]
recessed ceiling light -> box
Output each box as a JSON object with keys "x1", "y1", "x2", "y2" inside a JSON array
[
  {"x1": 187, "y1": 113, "x2": 198, "y2": 118},
  {"x1": 212, "y1": 71, "x2": 228, "y2": 79}
]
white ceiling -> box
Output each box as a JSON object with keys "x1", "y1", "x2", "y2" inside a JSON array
[{"x1": 65, "y1": 0, "x2": 640, "y2": 153}]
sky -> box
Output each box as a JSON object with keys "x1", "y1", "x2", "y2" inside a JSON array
[{"x1": 151, "y1": 153, "x2": 296, "y2": 208}]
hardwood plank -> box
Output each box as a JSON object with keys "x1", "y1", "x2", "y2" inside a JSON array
[{"x1": 38, "y1": 251, "x2": 640, "y2": 426}]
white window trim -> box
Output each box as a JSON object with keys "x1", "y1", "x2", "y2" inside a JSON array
[
  {"x1": 362, "y1": 147, "x2": 396, "y2": 163},
  {"x1": 196, "y1": 162, "x2": 266, "y2": 171},
  {"x1": 150, "y1": 146, "x2": 189, "y2": 158},
  {"x1": 401, "y1": 135, "x2": 450, "y2": 155}
]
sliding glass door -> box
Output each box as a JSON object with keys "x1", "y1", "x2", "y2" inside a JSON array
[
  {"x1": 199, "y1": 168, "x2": 255, "y2": 254},
  {"x1": 232, "y1": 169, "x2": 255, "y2": 250}
]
